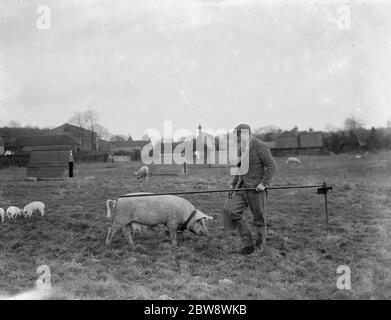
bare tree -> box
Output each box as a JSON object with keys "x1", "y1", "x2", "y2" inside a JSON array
[
  {"x1": 69, "y1": 111, "x2": 87, "y2": 148},
  {"x1": 344, "y1": 116, "x2": 364, "y2": 131},
  {"x1": 141, "y1": 133, "x2": 151, "y2": 141},
  {"x1": 84, "y1": 109, "x2": 99, "y2": 151},
  {"x1": 254, "y1": 125, "x2": 280, "y2": 135},
  {"x1": 110, "y1": 135, "x2": 127, "y2": 143},
  {"x1": 8, "y1": 120, "x2": 21, "y2": 128},
  {"x1": 69, "y1": 111, "x2": 87, "y2": 128},
  {"x1": 127, "y1": 133, "x2": 133, "y2": 141},
  {"x1": 70, "y1": 109, "x2": 100, "y2": 151},
  {"x1": 84, "y1": 109, "x2": 98, "y2": 128},
  {"x1": 94, "y1": 123, "x2": 111, "y2": 141},
  {"x1": 324, "y1": 123, "x2": 339, "y2": 132},
  {"x1": 177, "y1": 136, "x2": 188, "y2": 142}
]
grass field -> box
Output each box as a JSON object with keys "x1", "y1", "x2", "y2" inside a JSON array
[{"x1": 0, "y1": 152, "x2": 390, "y2": 299}]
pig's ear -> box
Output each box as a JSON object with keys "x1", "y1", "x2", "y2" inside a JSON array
[{"x1": 194, "y1": 210, "x2": 213, "y2": 221}]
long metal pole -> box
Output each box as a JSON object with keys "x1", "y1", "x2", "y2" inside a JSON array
[
  {"x1": 117, "y1": 184, "x2": 326, "y2": 198},
  {"x1": 323, "y1": 181, "x2": 329, "y2": 234}
]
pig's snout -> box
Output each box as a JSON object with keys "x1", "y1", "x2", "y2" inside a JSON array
[
  {"x1": 189, "y1": 219, "x2": 209, "y2": 236},
  {"x1": 200, "y1": 227, "x2": 209, "y2": 236},
  {"x1": 197, "y1": 229, "x2": 208, "y2": 236}
]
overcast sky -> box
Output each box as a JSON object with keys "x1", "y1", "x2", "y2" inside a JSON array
[{"x1": 1, "y1": 0, "x2": 390, "y2": 138}]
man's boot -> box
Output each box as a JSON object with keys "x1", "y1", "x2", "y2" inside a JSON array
[
  {"x1": 255, "y1": 226, "x2": 266, "y2": 251},
  {"x1": 237, "y1": 220, "x2": 255, "y2": 255}
]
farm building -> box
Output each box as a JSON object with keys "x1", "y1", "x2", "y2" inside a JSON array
[
  {"x1": 0, "y1": 132, "x2": 5, "y2": 155},
  {"x1": 274, "y1": 136, "x2": 299, "y2": 149},
  {"x1": 298, "y1": 131, "x2": 323, "y2": 149},
  {"x1": 134, "y1": 124, "x2": 218, "y2": 164},
  {"x1": 141, "y1": 141, "x2": 189, "y2": 164},
  {"x1": 7, "y1": 135, "x2": 80, "y2": 154},
  {"x1": 98, "y1": 139, "x2": 117, "y2": 152},
  {"x1": 45, "y1": 123, "x2": 98, "y2": 152},
  {"x1": 264, "y1": 141, "x2": 276, "y2": 149},
  {"x1": 26, "y1": 149, "x2": 73, "y2": 179},
  {"x1": 263, "y1": 131, "x2": 324, "y2": 156},
  {"x1": 110, "y1": 139, "x2": 150, "y2": 153}
]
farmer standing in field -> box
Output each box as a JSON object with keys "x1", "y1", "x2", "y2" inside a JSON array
[{"x1": 228, "y1": 124, "x2": 277, "y2": 255}]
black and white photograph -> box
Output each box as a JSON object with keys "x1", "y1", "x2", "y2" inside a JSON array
[{"x1": 0, "y1": 0, "x2": 390, "y2": 302}]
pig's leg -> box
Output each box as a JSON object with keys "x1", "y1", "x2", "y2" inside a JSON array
[
  {"x1": 123, "y1": 224, "x2": 135, "y2": 248},
  {"x1": 105, "y1": 224, "x2": 121, "y2": 246},
  {"x1": 167, "y1": 223, "x2": 178, "y2": 246}
]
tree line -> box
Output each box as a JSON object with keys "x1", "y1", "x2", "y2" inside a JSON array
[
  {"x1": 1, "y1": 115, "x2": 390, "y2": 154},
  {"x1": 254, "y1": 117, "x2": 391, "y2": 153}
]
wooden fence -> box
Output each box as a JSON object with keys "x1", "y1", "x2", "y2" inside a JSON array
[
  {"x1": 0, "y1": 155, "x2": 30, "y2": 169},
  {"x1": 0, "y1": 152, "x2": 112, "y2": 169},
  {"x1": 73, "y1": 152, "x2": 109, "y2": 163}
]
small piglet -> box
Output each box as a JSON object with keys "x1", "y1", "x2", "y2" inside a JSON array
[
  {"x1": 6, "y1": 206, "x2": 21, "y2": 219},
  {"x1": 23, "y1": 201, "x2": 46, "y2": 218}
]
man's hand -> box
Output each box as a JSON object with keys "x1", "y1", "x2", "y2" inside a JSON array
[{"x1": 255, "y1": 183, "x2": 266, "y2": 192}]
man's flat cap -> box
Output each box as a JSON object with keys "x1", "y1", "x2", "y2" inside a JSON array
[{"x1": 234, "y1": 123, "x2": 251, "y2": 135}]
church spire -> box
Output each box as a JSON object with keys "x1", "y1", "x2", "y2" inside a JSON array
[{"x1": 197, "y1": 124, "x2": 202, "y2": 137}]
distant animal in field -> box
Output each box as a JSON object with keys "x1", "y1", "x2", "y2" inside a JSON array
[
  {"x1": 22, "y1": 201, "x2": 46, "y2": 218},
  {"x1": 286, "y1": 157, "x2": 301, "y2": 164},
  {"x1": 105, "y1": 193, "x2": 213, "y2": 247},
  {"x1": 355, "y1": 154, "x2": 363, "y2": 159},
  {"x1": 0, "y1": 207, "x2": 5, "y2": 223},
  {"x1": 6, "y1": 206, "x2": 21, "y2": 219},
  {"x1": 134, "y1": 166, "x2": 151, "y2": 182}
]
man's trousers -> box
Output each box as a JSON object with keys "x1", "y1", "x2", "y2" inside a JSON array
[{"x1": 230, "y1": 190, "x2": 267, "y2": 247}]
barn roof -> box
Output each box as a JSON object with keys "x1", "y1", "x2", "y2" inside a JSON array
[
  {"x1": 275, "y1": 136, "x2": 299, "y2": 149},
  {"x1": 264, "y1": 141, "x2": 276, "y2": 149},
  {"x1": 50, "y1": 123, "x2": 95, "y2": 135},
  {"x1": 11, "y1": 135, "x2": 80, "y2": 147},
  {"x1": 299, "y1": 131, "x2": 323, "y2": 148},
  {"x1": 98, "y1": 138, "x2": 117, "y2": 146},
  {"x1": 113, "y1": 140, "x2": 149, "y2": 148}
]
